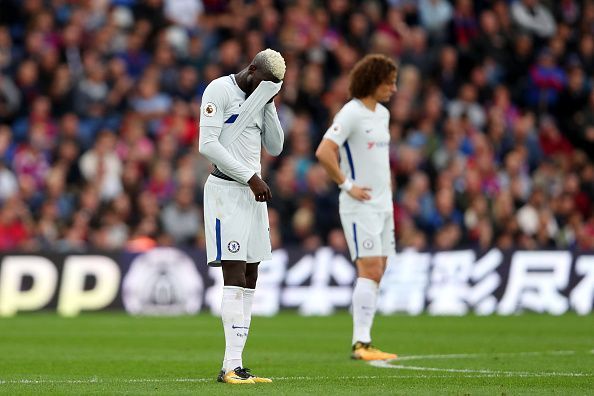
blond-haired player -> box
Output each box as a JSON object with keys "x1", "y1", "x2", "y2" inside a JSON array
[{"x1": 199, "y1": 48, "x2": 285, "y2": 384}]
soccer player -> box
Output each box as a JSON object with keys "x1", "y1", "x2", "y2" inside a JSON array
[
  {"x1": 315, "y1": 54, "x2": 398, "y2": 361},
  {"x1": 198, "y1": 49, "x2": 285, "y2": 384}
]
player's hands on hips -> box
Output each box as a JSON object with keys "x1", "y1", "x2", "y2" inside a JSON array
[
  {"x1": 348, "y1": 185, "x2": 372, "y2": 201},
  {"x1": 248, "y1": 174, "x2": 272, "y2": 202}
]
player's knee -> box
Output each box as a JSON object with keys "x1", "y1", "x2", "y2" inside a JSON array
[
  {"x1": 361, "y1": 271, "x2": 382, "y2": 283},
  {"x1": 357, "y1": 260, "x2": 384, "y2": 283},
  {"x1": 222, "y1": 260, "x2": 248, "y2": 287}
]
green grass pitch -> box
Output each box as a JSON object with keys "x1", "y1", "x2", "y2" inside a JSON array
[{"x1": 0, "y1": 312, "x2": 593, "y2": 395}]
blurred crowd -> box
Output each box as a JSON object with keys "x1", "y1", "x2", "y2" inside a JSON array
[{"x1": 1, "y1": 0, "x2": 594, "y2": 253}]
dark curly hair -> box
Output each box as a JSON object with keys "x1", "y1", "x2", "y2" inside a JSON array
[{"x1": 348, "y1": 54, "x2": 398, "y2": 99}]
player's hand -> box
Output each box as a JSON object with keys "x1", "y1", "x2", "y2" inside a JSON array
[
  {"x1": 347, "y1": 185, "x2": 372, "y2": 201},
  {"x1": 248, "y1": 174, "x2": 272, "y2": 202}
]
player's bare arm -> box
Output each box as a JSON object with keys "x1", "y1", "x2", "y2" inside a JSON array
[{"x1": 315, "y1": 138, "x2": 371, "y2": 201}]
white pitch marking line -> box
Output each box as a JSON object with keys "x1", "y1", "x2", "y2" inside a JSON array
[
  {"x1": 369, "y1": 350, "x2": 592, "y2": 377},
  {"x1": 370, "y1": 361, "x2": 591, "y2": 377},
  {"x1": 0, "y1": 375, "x2": 489, "y2": 385},
  {"x1": 3, "y1": 372, "x2": 589, "y2": 386},
  {"x1": 0, "y1": 378, "x2": 213, "y2": 385},
  {"x1": 395, "y1": 350, "x2": 576, "y2": 361},
  {"x1": 2, "y1": 350, "x2": 592, "y2": 386}
]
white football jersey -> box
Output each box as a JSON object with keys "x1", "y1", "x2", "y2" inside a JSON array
[
  {"x1": 200, "y1": 75, "x2": 265, "y2": 178},
  {"x1": 323, "y1": 99, "x2": 393, "y2": 213}
]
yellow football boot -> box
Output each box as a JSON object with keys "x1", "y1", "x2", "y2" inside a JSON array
[
  {"x1": 240, "y1": 367, "x2": 272, "y2": 383},
  {"x1": 217, "y1": 367, "x2": 255, "y2": 384},
  {"x1": 248, "y1": 374, "x2": 272, "y2": 383},
  {"x1": 351, "y1": 342, "x2": 398, "y2": 361}
]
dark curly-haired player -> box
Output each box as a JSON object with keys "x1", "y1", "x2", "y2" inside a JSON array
[{"x1": 316, "y1": 54, "x2": 398, "y2": 361}]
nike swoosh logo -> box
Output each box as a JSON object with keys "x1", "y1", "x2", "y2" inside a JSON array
[
  {"x1": 232, "y1": 325, "x2": 249, "y2": 329},
  {"x1": 365, "y1": 129, "x2": 372, "y2": 133}
]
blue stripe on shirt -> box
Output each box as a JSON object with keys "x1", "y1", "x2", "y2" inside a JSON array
[
  {"x1": 344, "y1": 141, "x2": 355, "y2": 179},
  {"x1": 225, "y1": 114, "x2": 239, "y2": 124}
]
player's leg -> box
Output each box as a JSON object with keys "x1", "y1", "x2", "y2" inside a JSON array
[
  {"x1": 204, "y1": 177, "x2": 255, "y2": 384},
  {"x1": 244, "y1": 262, "x2": 259, "y2": 338},
  {"x1": 242, "y1": 263, "x2": 258, "y2": 352},
  {"x1": 218, "y1": 260, "x2": 256, "y2": 384},
  {"x1": 352, "y1": 211, "x2": 398, "y2": 360},
  {"x1": 353, "y1": 256, "x2": 385, "y2": 344},
  {"x1": 352, "y1": 256, "x2": 385, "y2": 345},
  {"x1": 351, "y1": 256, "x2": 396, "y2": 360},
  {"x1": 354, "y1": 211, "x2": 397, "y2": 346},
  {"x1": 232, "y1": 202, "x2": 273, "y2": 383},
  {"x1": 234, "y1": 262, "x2": 270, "y2": 383},
  {"x1": 341, "y1": 211, "x2": 397, "y2": 361}
]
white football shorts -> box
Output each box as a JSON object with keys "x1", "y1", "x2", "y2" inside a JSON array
[
  {"x1": 203, "y1": 175, "x2": 271, "y2": 266},
  {"x1": 340, "y1": 211, "x2": 396, "y2": 261}
]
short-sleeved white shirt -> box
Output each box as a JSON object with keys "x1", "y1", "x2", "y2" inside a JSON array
[
  {"x1": 200, "y1": 75, "x2": 264, "y2": 178},
  {"x1": 323, "y1": 99, "x2": 392, "y2": 213}
]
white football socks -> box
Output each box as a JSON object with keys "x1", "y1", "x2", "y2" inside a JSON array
[
  {"x1": 242, "y1": 288, "x2": 255, "y2": 337},
  {"x1": 221, "y1": 286, "x2": 246, "y2": 372},
  {"x1": 352, "y1": 277, "x2": 379, "y2": 345}
]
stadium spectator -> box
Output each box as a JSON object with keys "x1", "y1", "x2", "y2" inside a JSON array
[
  {"x1": 79, "y1": 130, "x2": 123, "y2": 201},
  {"x1": 0, "y1": 73, "x2": 20, "y2": 123},
  {"x1": 0, "y1": 159, "x2": 18, "y2": 201},
  {"x1": 511, "y1": 0, "x2": 556, "y2": 39},
  {"x1": 449, "y1": 0, "x2": 479, "y2": 50},
  {"x1": 130, "y1": 76, "x2": 172, "y2": 134},
  {"x1": 526, "y1": 48, "x2": 566, "y2": 113},
  {"x1": 164, "y1": 0, "x2": 203, "y2": 30},
  {"x1": 0, "y1": 26, "x2": 15, "y2": 73},
  {"x1": 448, "y1": 83, "x2": 486, "y2": 129},
  {"x1": 419, "y1": 0, "x2": 453, "y2": 41},
  {"x1": 0, "y1": 196, "x2": 32, "y2": 250},
  {"x1": 160, "y1": 185, "x2": 201, "y2": 245},
  {"x1": 12, "y1": 124, "x2": 51, "y2": 190}
]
